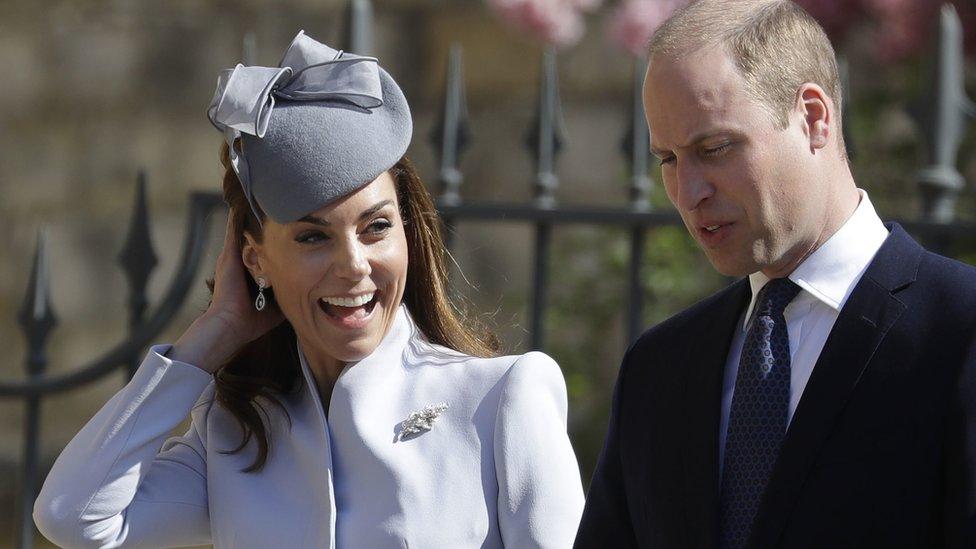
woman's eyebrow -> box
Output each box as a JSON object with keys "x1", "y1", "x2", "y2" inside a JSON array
[
  {"x1": 295, "y1": 200, "x2": 394, "y2": 226},
  {"x1": 358, "y1": 199, "x2": 394, "y2": 221},
  {"x1": 296, "y1": 214, "x2": 329, "y2": 226}
]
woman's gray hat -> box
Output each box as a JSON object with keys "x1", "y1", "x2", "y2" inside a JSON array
[{"x1": 207, "y1": 31, "x2": 412, "y2": 224}]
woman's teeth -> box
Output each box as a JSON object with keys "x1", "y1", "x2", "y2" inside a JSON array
[{"x1": 321, "y1": 292, "x2": 375, "y2": 308}]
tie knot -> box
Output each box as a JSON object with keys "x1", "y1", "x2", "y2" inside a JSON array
[{"x1": 755, "y1": 278, "x2": 801, "y2": 318}]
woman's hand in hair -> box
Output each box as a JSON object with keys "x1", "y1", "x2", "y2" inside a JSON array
[{"x1": 170, "y1": 216, "x2": 284, "y2": 373}]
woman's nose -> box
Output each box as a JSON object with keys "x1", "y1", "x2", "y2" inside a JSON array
[{"x1": 334, "y1": 239, "x2": 371, "y2": 280}]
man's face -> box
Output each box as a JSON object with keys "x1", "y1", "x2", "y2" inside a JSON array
[{"x1": 644, "y1": 46, "x2": 826, "y2": 278}]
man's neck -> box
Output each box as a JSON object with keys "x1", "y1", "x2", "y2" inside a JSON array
[{"x1": 762, "y1": 172, "x2": 860, "y2": 279}]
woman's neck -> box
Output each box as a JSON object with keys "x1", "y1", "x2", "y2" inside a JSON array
[{"x1": 299, "y1": 341, "x2": 346, "y2": 417}]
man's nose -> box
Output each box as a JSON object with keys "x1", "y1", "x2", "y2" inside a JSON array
[
  {"x1": 334, "y1": 238, "x2": 371, "y2": 280},
  {"x1": 674, "y1": 159, "x2": 714, "y2": 212}
]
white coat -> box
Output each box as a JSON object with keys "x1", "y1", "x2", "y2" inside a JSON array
[{"x1": 33, "y1": 306, "x2": 585, "y2": 548}]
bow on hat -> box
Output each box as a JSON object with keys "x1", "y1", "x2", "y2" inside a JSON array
[{"x1": 207, "y1": 31, "x2": 384, "y2": 224}]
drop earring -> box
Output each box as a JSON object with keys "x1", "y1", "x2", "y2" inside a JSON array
[{"x1": 255, "y1": 278, "x2": 268, "y2": 311}]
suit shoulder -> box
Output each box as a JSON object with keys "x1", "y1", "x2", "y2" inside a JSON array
[
  {"x1": 920, "y1": 250, "x2": 976, "y2": 286},
  {"x1": 630, "y1": 280, "x2": 746, "y2": 357},
  {"x1": 913, "y1": 251, "x2": 976, "y2": 314}
]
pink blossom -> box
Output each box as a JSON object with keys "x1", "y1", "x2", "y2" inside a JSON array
[
  {"x1": 489, "y1": 0, "x2": 971, "y2": 61},
  {"x1": 794, "y1": 0, "x2": 864, "y2": 38},
  {"x1": 796, "y1": 0, "x2": 950, "y2": 61},
  {"x1": 606, "y1": 0, "x2": 690, "y2": 56},
  {"x1": 488, "y1": 0, "x2": 603, "y2": 48},
  {"x1": 864, "y1": 0, "x2": 941, "y2": 61}
]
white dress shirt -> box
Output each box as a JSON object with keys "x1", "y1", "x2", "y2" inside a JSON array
[
  {"x1": 719, "y1": 189, "x2": 889, "y2": 474},
  {"x1": 34, "y1": 306, "x2": 585, "y2": 548}
]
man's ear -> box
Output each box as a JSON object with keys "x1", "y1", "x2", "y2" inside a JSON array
[
  {"x1": 241, "y1": 232, "x2": 268, "y2": 286},
  {"x1": 797, "y1": 83, "x2": 831, "y2": 151}
]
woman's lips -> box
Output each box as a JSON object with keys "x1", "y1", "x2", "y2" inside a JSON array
[{"x1": 318, "y1": 292, "x2": 379, "y2": 330}]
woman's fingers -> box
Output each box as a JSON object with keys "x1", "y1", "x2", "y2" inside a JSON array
[
  {"x1": 216, "y1": 215, "x2": 236, "y2": 272},
  {"x1": 211, "y1": 215, "x2": 249, "y2": 309}
]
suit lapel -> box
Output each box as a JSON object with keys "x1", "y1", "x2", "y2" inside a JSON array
[
  {"x1": 682, "y1": 279, "x2": 751, "y2": 548},
  {"x1": 749, "y1": 224, "x2": 922, "y2": 548}
]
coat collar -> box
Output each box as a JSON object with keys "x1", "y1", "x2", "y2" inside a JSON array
[
  {"x1": 297, "y1": 305, "x2": 414, "y2": 416},
  {"x1": 748, "y1": 222, "x2": 922, "y2": 547}
]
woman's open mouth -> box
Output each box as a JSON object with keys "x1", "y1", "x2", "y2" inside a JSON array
[{"x1": 318, "y1": 291, "x2": 379, "y2": 329}]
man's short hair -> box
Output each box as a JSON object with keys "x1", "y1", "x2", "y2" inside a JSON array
[{"x1": 649, "y1": 0, "x2": 843, "y2": 133}]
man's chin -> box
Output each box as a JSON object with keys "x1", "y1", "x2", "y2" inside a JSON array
[{"x1": 705, "y1": 254, "x2": 754, "y2": 278}]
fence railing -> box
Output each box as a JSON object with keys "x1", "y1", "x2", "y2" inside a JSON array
[{"x1": 4, "y1": 2, "x2": 973, "y2": 547}]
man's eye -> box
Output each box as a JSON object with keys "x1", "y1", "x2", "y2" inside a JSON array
[
  {"x1": 658, "y1": 155, "x2": 676, "y2": 166},
  {"x1": 703, "y1": 143, "x2": 731, "y2": 157},
  {"x1": 296, "y1": 231, "x2": 327, "y2": 244}
]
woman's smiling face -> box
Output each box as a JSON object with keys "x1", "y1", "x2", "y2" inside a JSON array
[{"x1": 243, "y1": 171, "x2": 408, "y2": 369}]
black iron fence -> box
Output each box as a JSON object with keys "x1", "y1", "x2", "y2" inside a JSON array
[{"x1": 3, "y1": 2, "x2": 973, "y2": 547}]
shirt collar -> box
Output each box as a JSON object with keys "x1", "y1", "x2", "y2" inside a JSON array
[{"x1": 741, "y1": 189, "x2": 889, "y2": 330}]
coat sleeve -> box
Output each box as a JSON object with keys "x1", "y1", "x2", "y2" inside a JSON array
[
  {"x1": 494, "y1": 351, "x2": 585, "y2": 549},
  {"x1": 573, "y1": 344, "x2": 639, "y2": 549},
  {"x1": 33, "y1": 344, "x2": 215, "y2": 548}
]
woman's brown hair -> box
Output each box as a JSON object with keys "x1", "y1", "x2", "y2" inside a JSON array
[{"x1": 212, "y1": 142, "x2": 497, "y2": 472}]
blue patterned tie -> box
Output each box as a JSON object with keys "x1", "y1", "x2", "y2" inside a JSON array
[{"x1": 720, "y1": 277, "x2": 801, "y2": 549}]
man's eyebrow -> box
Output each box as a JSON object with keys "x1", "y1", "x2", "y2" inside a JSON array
[
  {"x1": 295, "y1": 199, "x2": 395, "y2": 226},
  {"x1": 651, "y1": 130, "x2": 734, "y2": 157},
  {"x1": 683, "y1": 129, "x2": 736, "y2": 148},
  {"x1": 650, "y1": 144, "x2": 671, "y2": 158}
]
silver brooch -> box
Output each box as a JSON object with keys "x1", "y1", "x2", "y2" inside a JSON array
[{"x1": 396, "y1": 403, "x2": 448, "y2": 441}]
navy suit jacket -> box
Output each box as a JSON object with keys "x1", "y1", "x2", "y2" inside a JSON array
[{"x1": 575, "y1": 224, "x2": 976, "y2": 548}]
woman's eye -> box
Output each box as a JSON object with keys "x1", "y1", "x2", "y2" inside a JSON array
[
  {"x1": 366, "y1": 219, "x2": 393, "y2": 234},
  {"x1": 295, "y1": 231, "x2": 327, "y2": 244}
]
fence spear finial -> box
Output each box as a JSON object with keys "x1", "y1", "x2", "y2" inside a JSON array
[
  {"x1": 242, "y1": 31, "x2": 257, "y2": 66},
  {"x1": 622, "y1": 56, "x2": 652, "y2": 212},
  {"x1": 19, "y1": 228, "x2": 58, "y2": 376},
  {"x1": 527, "y1": 47, "x2": 565, "y2": 209},
  {"x1": 432, "y1": 43, "x2": 470, "y2": 207},
  {"x1": 914, "y1": 4, "x2": 973, "y2": 223},
  {"x1": 118, "y1": 170, "x2": 158, "y2": 332},
  {"x1": 344, "y1": 0, "x2": 374, "y2": 56}
]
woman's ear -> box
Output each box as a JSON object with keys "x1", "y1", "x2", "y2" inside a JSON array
[
  {"x1": 241, "y1": 233, "x2": 267, "y2": 286},
  {"x1": 797, "y1": 83, "x2": 831, "y2": 151}
]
